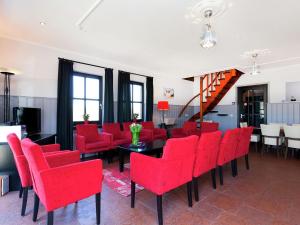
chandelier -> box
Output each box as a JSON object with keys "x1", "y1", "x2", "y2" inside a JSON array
[{"x1": 200, "y1": 10, "x2": 217, "y2": 48}]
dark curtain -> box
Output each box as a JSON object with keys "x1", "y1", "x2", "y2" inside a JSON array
[
  {"x1": 56, "y1": 59, "x2": 73, "y2": 150},
  {"x1": 117, "y1": 71, "x2": 131, "y2": 122},
  {"x1": 146, "y1": 77, "x2": 154, "y2": 121},
  {"x1": 104, "y1": 68, "x2": 114, "y2": 123}
]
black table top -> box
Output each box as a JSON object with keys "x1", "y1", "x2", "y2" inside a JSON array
[{"x1": 118, "y1": 139, "x2": 166, "y2": 153}]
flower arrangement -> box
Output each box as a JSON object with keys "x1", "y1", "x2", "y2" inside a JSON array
[
  {"x1": 83, "y1": 113, "x2": 90, "y2": 124},
  {"x1": 130, "y1": 122, "x2": 142, "y2": 146}
]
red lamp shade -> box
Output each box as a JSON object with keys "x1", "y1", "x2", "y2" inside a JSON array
[{"x1": 157, "y1": 101, "x2": 169, "y2": 111}]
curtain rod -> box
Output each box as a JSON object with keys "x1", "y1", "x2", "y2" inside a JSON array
[
  {"x1": 120, "y1": 70, "x2": 152, "y2": 78},
  {"x1": 58, "y1": 57, "x2": 113, "y2": 70}
]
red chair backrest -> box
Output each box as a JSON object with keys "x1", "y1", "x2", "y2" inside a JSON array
[
  {"x1": 21, "y1": 139, "x2": 50, "y2": 197},
  {"x1": 193, "y1": 131, "x2": 222, "y2": 177},
  {"x1": 217, "y1": 128, "x2": 240, "y2": 166},
  {"x1": 76, "y1": 124, "x2": 99, "y2": 143},
  {"x1": 236, "y1": 127, "x2": 253, "y2": 158},
  {"x1": 141, "y1": 121, "x2": 154, "y2": 130},
  {"x1": 162, "y1": 135, "x2": 198, "y2": 188},
  {"x1": 183, "y1": 121, "x2": 197, "y2": 132},
  {"x1": 200, "y1": 122, "x2": 219, "y2": 133},
  {"x1": 102, "y1": 123, "x2": 122, "y2": 139},
  {"x1": 7, "y1": 133, "x2": 32, "y2": 187}
]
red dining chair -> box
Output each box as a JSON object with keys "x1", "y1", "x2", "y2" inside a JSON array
[
  {"x1": 193, "y1": 131, "x2": 222, "y2": 201},
  {"x1": 6, "y1": 133, "x2": 80, "y2": 217},
  {"x1": 130, "y1": 135, "x2": 198, "y2": 225},
  {"x1": 170, "y1": 121, "x2": 201, "y2": 138},
  {"x1": 140, "y1": 121, "x2": 167, "y2": 140},
  {"x1": 122, "y1": 122, "x2": 153, "y2": 142},
  {"x1": 75, "y1": 124, "x2": 112, "y2": 159},
  {"x1": 200, "y1": 122, "x2": 219, "y2": 134},
  {"x1": 102, "y1": 122, "x2": 131, "y2": 147},
  {"x1": 235, "y1": 127, "x2": 254, "y2": 174},
  {"x1": 217, "y1": 128, "x2": 240, "y2": 185},
  {"x1": 21, "y1": 139, "x2": 103, "y2": 225}
]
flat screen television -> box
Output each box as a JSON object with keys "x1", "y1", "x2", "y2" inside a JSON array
[{"x1": 13, "y1": 107, "x2": 41, "y2": 135}]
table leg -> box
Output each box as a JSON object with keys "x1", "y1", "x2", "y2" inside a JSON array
[{"x1": 119, "y1": 149, "x2": 124, "y2": 172}]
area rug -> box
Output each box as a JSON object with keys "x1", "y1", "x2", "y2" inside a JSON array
[{"x1": 103, "y1": 164, "x2": 144, "y2": 197}]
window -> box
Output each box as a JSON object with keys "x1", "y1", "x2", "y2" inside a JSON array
[
  {"x1": 73, "y1": 72, "x2": 103, "y2": 124},
  {"x1": 130, "y1": 81, "x2": 144, "y2": 120}
]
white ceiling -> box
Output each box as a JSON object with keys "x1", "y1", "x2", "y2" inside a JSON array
[{"x1": 1, "y1": 0, "x2": 300, "y2": 77}]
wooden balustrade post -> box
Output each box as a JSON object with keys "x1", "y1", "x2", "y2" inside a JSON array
[{"x1": 200, "y1": 76, "x2": 204, "y2": 122}]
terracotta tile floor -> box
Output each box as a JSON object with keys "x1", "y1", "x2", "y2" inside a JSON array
[{"x1": 0, "y1": 150, "x2": 299, "y2": 225}]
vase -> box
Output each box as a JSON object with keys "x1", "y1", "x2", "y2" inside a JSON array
[
  {"x1": 131, "y1": 131, "x2": 140, "y2": 145},
  {"x1": 84, "y1": 120, "x2": 89, "y2": 124}
]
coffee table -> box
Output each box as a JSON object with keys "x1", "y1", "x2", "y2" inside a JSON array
[{"x1": 118, "y1": 139, "x2": 166, "y2": 172}]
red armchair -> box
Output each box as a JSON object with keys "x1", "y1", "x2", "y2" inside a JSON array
[
  {"x1": 102, "y1": 123, "x2": 131, "y2": 147},
  {"x1": 122, "y1": 122, "x2": 153, "y2": 142},
  {"x1": 130, "y1": 135, "x2": 198, "y2": 225},
  {"x1": 200, "y1": 122, "x2": 219, "y2": 133},
  {"x1": 193, "y1": 131, "x2": 222, "y2": 201},
  {"x1": 75, "y1": 124, "x2": 112, "y2": 159},
  {"x1": 21, "y1": 139, "x2": 103, "y2": 225},
  {"x1": 6, "y1": 133, "x2": 80, "y2": 217},
  {"x1": 140, "y1": 121, "x2": 167, "y2": 140},
  {"x1": 235, "y1": 127, "x2": 254, "y2": 174},
  {"x1": 217, "y1": 128, "x2": 241, "y2": 185},
  {"x1": 170, "y1": 121, "x2": 200, "y2": 138}
]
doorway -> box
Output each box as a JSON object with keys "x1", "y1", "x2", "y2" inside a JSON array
[{"x1": 237, "y1": 84, "x2": 268, "y2": 128}]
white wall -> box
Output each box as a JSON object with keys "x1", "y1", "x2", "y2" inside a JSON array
[
  {"x1": 193, "y1": 64, "x2": 300, "y2": 106},
  {"x1": 0, "y1": 37, "x2": 194, "y2": 105}
]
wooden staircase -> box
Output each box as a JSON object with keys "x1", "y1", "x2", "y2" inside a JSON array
[{"x1": 179, "y1": 69, "x2": 244, "y2": 121}]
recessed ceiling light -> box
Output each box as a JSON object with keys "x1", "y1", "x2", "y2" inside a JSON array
[{"x1": 40, "y1": 22, "x2": 46, "y2": 26}]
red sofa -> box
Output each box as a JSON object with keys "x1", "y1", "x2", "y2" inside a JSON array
[
  {"x1": 170, "y1": 121, "x2": 201, "y2": 138},
  {"x1": 7, "y1": 133, "x2": 80, "y2": 216},
  {"x1": 122, "y1": 122, "x2": 153, "y2": 142},
  {"x1": 193, "y1": 131, "x2": 222, "y2": 201},
  {"x1": 75, "y1": 124, "x2": 112, "y2": 158},
  {"x1": 102, "y1": 122, "x2": 131, "y2": 147},
  {"x1": 140, "y1": 121, "x2": 167, "y2": 140},
  {"x1": 130, "y1": 135, "x2": 198, "y2": 225},
  {"x1": 21, "y1": 139, "x2": 103, "y2": 225}
]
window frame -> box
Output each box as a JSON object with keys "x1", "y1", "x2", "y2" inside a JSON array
[
  {"x1": 72, "y1": 72, "x2": 103, "y2": 125},
  {"x1": 130, "y1": 81, "x2": 144, "y2": 122}
]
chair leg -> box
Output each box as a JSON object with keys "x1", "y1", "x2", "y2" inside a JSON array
[
  {"x1": 285, "y1": 146, "x2": 288, "y2": 160},
  {"x1": 95, "y1": 193, "x2": 101, "y2": 225},
  {"x1": 187, "y1": 181, "x2": 192, "y2": 207},
  {"x1": 211, "y1": 169, "x2": 216, "y2": 189},
  {"x1": 157, "y1": 195, "x2": 163, "y2": 225},
  {"x1": 231, "y1": 160, "x2": 236, "y2": 177},
  {"x1": 255, "y1": 142, "x2": 258, "y2": 152},
  {"x1": 21, "y1": 187, "x2": 28, "y2": 216},
  {"x1": 261, "y1": 144, "x2": 265, "y2": 156},
  {"x1": 235, "y1": 159, "x2": 238, "y2": 176},
  {"x1": 19, "y1": 187, "x2": 23, "y2": 198},
  {"x1": 47, "y1": 211, "x2": 54, "y2": 225},
  {"x1": 218, "y1": 166, "x2": 223, "y2": 185},
  {"x1": 81, "y1": 153, "x2": 85, "y2": 161},
  {"x1": 33, "y1": 193, "x2": 40, "y2": 221},
  {"x1": 131, "y1": 181, "x2": 135, "y2": 208},
  {"x1": 193, "y1": 177, "x2": 199, "y2": 202},
  {"x1": 245, "y1": 154, "x2": 250, "y2": 170}
]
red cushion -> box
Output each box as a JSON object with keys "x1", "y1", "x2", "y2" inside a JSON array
[
  {"x1": 76, "y1": 124, "x2": 99, "y2": 143},
  {"x1": 200, "y1": 122, "x2": 219, "y2": 133},
  {"x1": 7, "y1": 133, "x2": 24, "y2": 156},
  {"x1": 193, "y1": 131, "x2": 222, "y2": 177},
  {"x1": 141, "y1": 121, "x2": 155, "y2": 130},
  {"x1": 86, "y1": 141, "x2": 110, "y2": 150},
  {"x1": 183, "y1": 121, "x2": 197, "y2": 133}
]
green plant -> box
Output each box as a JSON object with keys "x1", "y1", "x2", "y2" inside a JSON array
[{"x1": 83, "y1": 113, "x2": 90, "y2": 121}]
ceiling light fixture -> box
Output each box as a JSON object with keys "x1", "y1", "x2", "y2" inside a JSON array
[
  {"x1": 250, "y1": 53, "x2": 260, "y2": 75},
  {"x1": 40, "y1": 22, "x2": 46, "y2": 26},
  {"x1": 200, "y1": 10, "x2": 217, "y2": 48}
]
